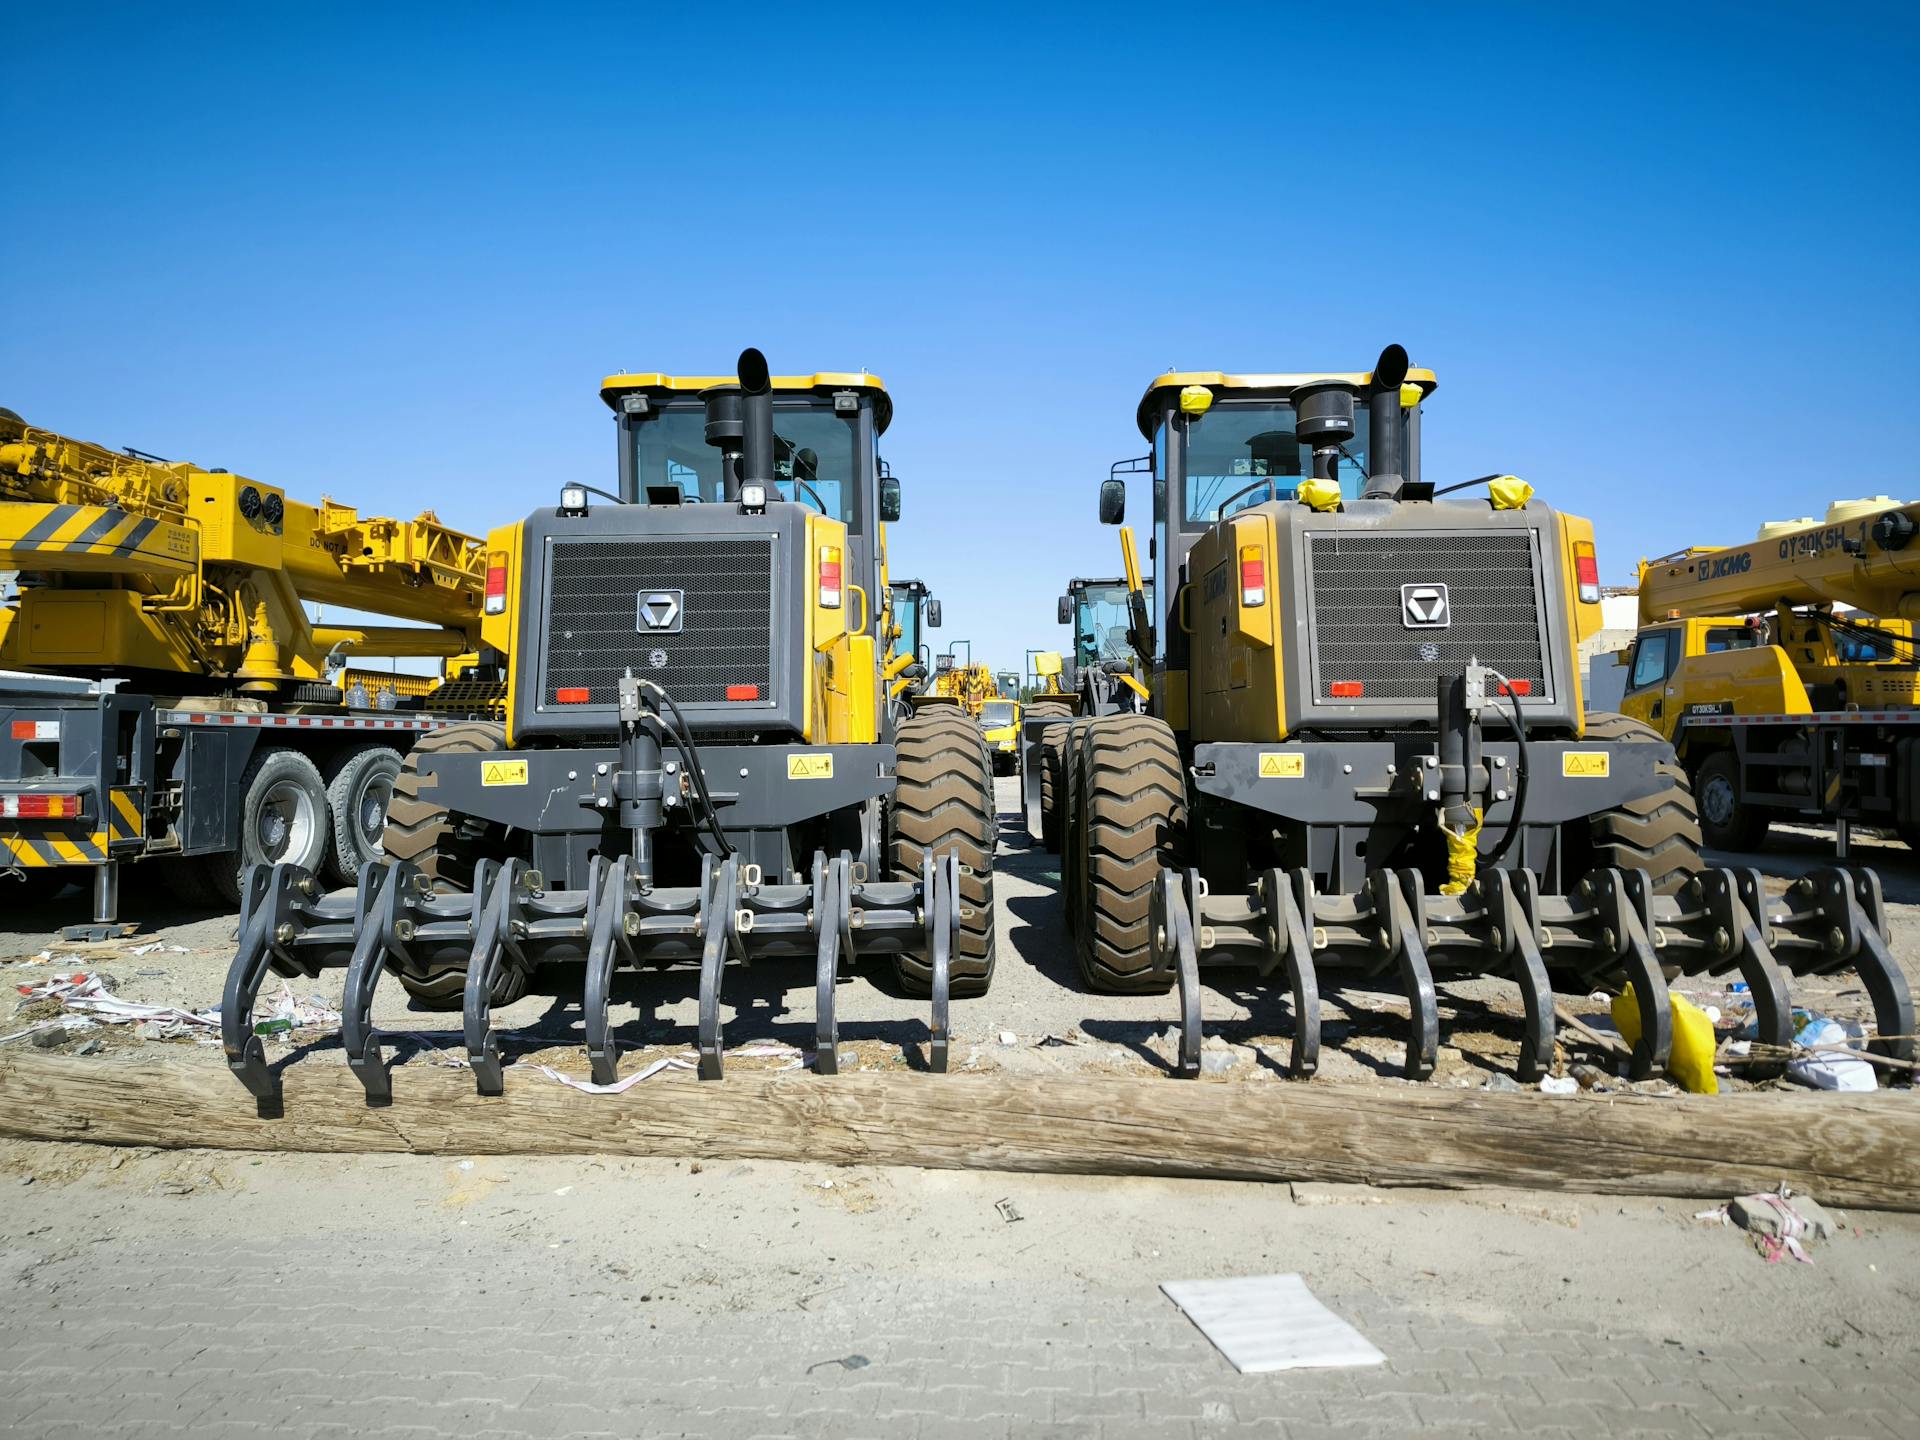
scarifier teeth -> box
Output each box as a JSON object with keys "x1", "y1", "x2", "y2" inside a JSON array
[{"x1": 1158, "y1": 863, "x2": 1913, "y2": 1088}]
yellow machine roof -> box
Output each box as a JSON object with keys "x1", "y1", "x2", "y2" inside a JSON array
[
  {"x1": 1135, "y1": 367, "x2": 1438, "y2": 439},
  {"x1": 599, "y1": 370, "x2": 892, "y2": 433}
]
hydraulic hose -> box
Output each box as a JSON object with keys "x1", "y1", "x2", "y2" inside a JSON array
[
  {"x1": 1477, "y1": 667, "x2": 1530, "y2": 871},
  {"x1": 639, "y1": 679, "x2": 734, "y2": 859}
]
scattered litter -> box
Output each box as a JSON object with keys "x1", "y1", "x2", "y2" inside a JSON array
[
  {"x1": 129, "y1": 942, "x2": 166, "y2": 957},
  {"x1": 1788, "y1": 1017, "x2": 1876, "y2": 1092},
  {"x1": 1539, "y1": 1075, "x2": 1579, "y2": 1096},
  {"x1": 136, "y1": 969, "x2": 168, "y2": 978},
  {"x1": 553, "y1": 1186, "x2": 574, "y2": 1197},
  {"x1": 17, "y1": 1175, "x2": 33, "y2": 1187},
  {"x1": 818, "y1": 1178, "x2": 835, "y2": 1189},
  {"x1": 456, "y1": 1160, "x2": 475, "y2": 1171},
  {"x1": 1161, "y1": 1274, "x2": 1385, "y2": 1373},
  {"x1": 1699, "y1": 1185, "x2": 1837, "y2": 1263},
  {"x1": 1569, "y1": 1063, "x2": 1611, "y2": 1091},
  {"x1": 805, "y1": 1354, "x2": 870, "y2": 1374},
  {"x1": 1481, "y1": 1073, "x2": 1523, "y2": 1094},
  {"x1": 994, "y1": 1197, "x2": 1023, "y2": 1224},
  {"x1": 997, "y1": 1030, "x2": 1017, "y2": 1046},
  {"x1": 539, "y1": 1057, "x2": 684, "y2": 1093},
  {"x1": 1035, "y1": 1033, "x2": 1079, "y2": 1048},
  {"x1": 0, "y1": 1019, "x2": 68, "y2": 1048},
  {"x1": 15, "y1": 972, "x2": 217, "y2": 1037}
]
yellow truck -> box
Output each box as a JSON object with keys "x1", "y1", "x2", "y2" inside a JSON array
[{"x1": 1627, "y1": 497, "x2": 1920, "y2": 853}]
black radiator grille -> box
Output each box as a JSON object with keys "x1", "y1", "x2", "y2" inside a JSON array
[
  {"x1": 1306, "y1": 532, "x2": 1546, "y2": 701},
  {"x1": 544, "y1": 537, "x2": 774, "y2": 706}
]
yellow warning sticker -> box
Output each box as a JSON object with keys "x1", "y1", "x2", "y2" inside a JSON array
[
  {"x1": 481, "y1": 760, "x2": 529, "y2": 786},
  {"x1": 788, "y1": 754, "x2": 834, "y2": 780},
  {"x1": 1562, "y1": 752, "x2": 1611, "y2": 778},
  {"x1": 1257, "y1": 752, "x2": 1306, "y2": 779}
]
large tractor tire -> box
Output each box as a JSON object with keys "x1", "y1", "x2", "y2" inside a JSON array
[
  {"x1": 1579, "y1": 711, "x2": 1705, "y2": 895},
  {"x1": 1070, "y1": 715, "x2": 1186, "y2": 993},
  {"x1": 889, "y1": 707, "x2": 998, "y2": 997},
  {"x1": 1024, "y1": 700, "x2": 1073, "y2": 852},
  {"x1": 1693, "y1": 747, "x2": 1771, "y2": 854},
  {"x1": 201, "y1": 748, "x2": 332, "y2": 906},
  {"x1": 323, "y1": 744, "x2": 404, "y2": 887},
  {"x1": 381, "y1": 722, "x2": 527, "y2": 1011}
]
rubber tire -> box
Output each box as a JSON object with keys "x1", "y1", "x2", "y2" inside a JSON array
[
  {"x1": 889, "y1": 707, "x2": 998, "y2": 998},
  {"x1": 381, "y1": 722, "x2": 527, "y2": 1011},
  {"x1": 201, "y1": 748, "x2": 332, "y2": 906},
  {"x1": 323, "y1": 745, "x2": 404, "y2": 887},
  {"x1": 1580, "y1": 712, "x2": 1706, "y2": 894},
  {"x1": 1071, "y1": 715, "x2": 1186, "y2": 993},
  {"x1": 1024, "y1": 702, "x2": 1073, "y2": 853},
  {"x1": 1693, "y1": 747, "x2": 1770, "y2": 854}
]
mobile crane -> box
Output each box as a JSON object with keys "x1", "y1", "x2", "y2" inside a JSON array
[
  {"x1": 0, "y1": 407, "x2": 497, "y2": 935},
  {"x1": 1628, "y1": 496, "x2": 1920, "y2": 853}
]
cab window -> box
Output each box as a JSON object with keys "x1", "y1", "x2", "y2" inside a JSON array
[
  {"x1": 1182, "y1": 400, "x2": 1372, "y2": 527},
  {"x1": 1703, "y1": 627, "x2": 1759, "y2": 654},
  {"x1": 628, "y1": 399, "x2": 857, "y2": 525},
  {"x1": 1628, "y1": 630, "x2": 1676, "y2": 690}
]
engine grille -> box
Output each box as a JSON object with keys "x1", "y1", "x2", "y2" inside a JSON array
[
  {"x1": 544, "y1": 537, "x2": 775, "y2": 707},
  {"x1": 1305, "y1": 532, "x2": 1547, "y2": 702}
]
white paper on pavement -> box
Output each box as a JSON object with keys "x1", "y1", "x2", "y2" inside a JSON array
[{"x1": 1161, "y1": 1274, "x2": 1385, "y2": 1374}]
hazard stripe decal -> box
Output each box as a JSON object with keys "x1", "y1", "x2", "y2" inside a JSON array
[
  {"x1": 110, "y1": 789, "x2": 144, "y2": 838},
  {"x1": 13, "y1": 505, "x2": 78, "y2": 549}
]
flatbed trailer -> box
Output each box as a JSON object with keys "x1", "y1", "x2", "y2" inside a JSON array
[
  {"x1": 1, "y1": 684, "x2": 470, "y2": 937},
  {"x1": 1675, "y1": 707, "x2": 1920, "y2": 855}
]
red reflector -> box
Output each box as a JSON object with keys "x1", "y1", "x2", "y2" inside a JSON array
[
  {"x1": 1329, "y1": 681, "x2": 1364, "y2": 698},
  {"x1": 554, "y1": 687, "x2": 591, "y2": 704},
  {"x1": 1574, "y1": 554, "x2": 1599, "y2": 587},
  {"x1": 10, "y1": 721, "x2": 38, "y2": 740},
  {"x1": 820, "y1": 560, "x2": 842, "y2": 587},
  {"x1": 725, "y1": 684, "x2": 760, "y2": 701},
  {"x1": 1498, "y1": 679, "x2": 1533, "y2": 696},
  {"x1": 1240, "y1": 558, "x2": 1264, "y2": 588}
]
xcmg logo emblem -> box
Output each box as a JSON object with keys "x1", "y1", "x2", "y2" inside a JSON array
[{"x1": 1697, "y1": 551, "x2": 1753, "y2": 583}]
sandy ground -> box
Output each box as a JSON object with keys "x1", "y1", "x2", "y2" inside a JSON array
[
  {"x1": 5, "y1": 782, "x2": 1920, "y2": 1437},
  {"x1": 2, "y1": 780, "x2": 1915, "y2": 1094}
]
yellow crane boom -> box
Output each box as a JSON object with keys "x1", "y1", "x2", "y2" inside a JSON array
[
  {"x1": 0, "y1": 409, "x2": 487, "y2": 689},
  {"x1": 1638, "y1": 498, "x2": 1920, "y2": 625}
]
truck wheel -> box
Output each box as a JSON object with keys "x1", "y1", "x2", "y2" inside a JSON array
[
  {"x1": 1694, "y1": 748, "x2": 1770, "y2": 853},
  {"x1": 889, "y1": 708, "x2": 998, "y2": 998},
  {"x1": 1579, "y1": 712, "x2": 1706, "y2": 893},
  {"x1": 382, "y1": 723, "x2": 525, "y2": 1010},
  {"x1": 323, "y1": 745, "x2": 403, "y2": 886},
  {"x1": 1024, "y1": 702, "x2": 1072, "y2": 852},
  {"x1": 1073, "y1": 715, "x2": 1186, "y2": 993},
  {"x1": 202, "y1": 748, "x2": 332, "y2": 905}
]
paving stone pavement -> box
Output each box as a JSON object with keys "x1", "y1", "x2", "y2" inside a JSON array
[{"x1": 2, "y1": 1225, "x2": 1912, "y2": 1439}]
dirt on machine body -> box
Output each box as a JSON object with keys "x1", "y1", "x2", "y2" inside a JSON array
[
  {"x1": 219, "y1": 349, "x2": 999, "y2": 1109},
  {"x1": 1039, "y1": 346, "x2": 1913, "y2": 1085}
]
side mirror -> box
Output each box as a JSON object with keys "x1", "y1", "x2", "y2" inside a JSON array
[
  {"x1": 879, "y1": 476, "x2": 901, "y2": 523},
  {"x1": 1056, "y1": 595, "x2": 1071, "y2": 624},
  {"x1": 1099, "y1": 478, "x2": 1126, "y2": 525},
  {"x1": 925, "y1": 599, "x2": 943, "y2": 628}
]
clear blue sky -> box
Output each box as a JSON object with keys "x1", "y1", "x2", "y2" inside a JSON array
[{"x1": 5, "y1": 4, "x2": 1916, "y2": 679}]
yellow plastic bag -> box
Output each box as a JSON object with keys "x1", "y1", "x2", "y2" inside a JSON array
[
  {"x1": 1488, "y1": 475, "x2": 1534, "y2": 510},
  {"x1": 1611, "y1": 984, "x2": 1719, "y2": 1094},
  {"x1": 1297, "y1": 477, "x2": 1342, "y2": 512},
  {"x1": 1438, "y1": 808, "x2": 1482, "y2": 896}
]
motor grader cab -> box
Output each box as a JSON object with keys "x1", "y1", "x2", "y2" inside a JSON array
[
  {"x1": 884, "y1": 576, "x2": 940, "y2": 708},
  {"x1": 1057, "y1": 345, "x2": 1911, "y2": 1085},
  {"x1": 220, "y1": 349, "x2": 999, "y2": 1110},
  {"x1": 1021, "y1": 575, "x2": 1153, "y2": 845}
]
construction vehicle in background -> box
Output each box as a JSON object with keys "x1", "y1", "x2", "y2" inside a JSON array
[
  {"x1": 0, "y1": 407, "x2": 499, "y2": 937},
  {"x1": 1057, "y1": 346, "x2": 1911, "y2": 1085},
  {"x1": 220, "y1": 348, "x2": 999, "y2": 1109},
  {"x1": 978, "y1": 693, "x2": 1021, "y2": 776},
  {"x1": 883, "y1": 576, "x2": 941, "y2": 710},
  {"x1": 1628, "y1": 496, "x2": 1920, "y2": 854},
  {"x1": 1023, "y1": 566, "x2": 1153, "y2": 847}
]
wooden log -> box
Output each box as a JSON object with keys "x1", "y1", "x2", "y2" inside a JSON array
[{"x1": 2, "y1": 1050, "x2": 1916, "y2": 1209}]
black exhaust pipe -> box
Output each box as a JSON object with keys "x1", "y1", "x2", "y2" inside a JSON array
[
  {"x1": 738, "y1": 347, "x2": 774, "y2": 500},
  {"x1": 1362, "y1": 343, "x2": 1410, "y2": 500}
]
